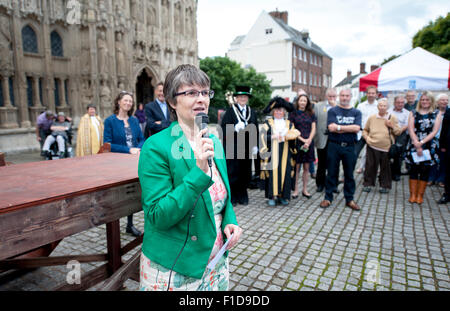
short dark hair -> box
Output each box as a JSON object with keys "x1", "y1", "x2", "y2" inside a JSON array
[
  {"x1": 163, "y1": 64, "x2": 210, "y2": 121},
  {"x1": 86, "y1": 104, "x2": 96, "y2": 111}
]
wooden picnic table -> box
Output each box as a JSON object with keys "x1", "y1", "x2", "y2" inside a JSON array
[{"x1": 0, "y1": 152, "x2": 143, "y2": 290}]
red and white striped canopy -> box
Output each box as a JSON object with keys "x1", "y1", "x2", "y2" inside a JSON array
[{"x1": 360, "y1": 47, "x2": 450, "y2": 92}]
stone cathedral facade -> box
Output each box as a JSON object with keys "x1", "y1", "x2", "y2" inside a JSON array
[{"x1": 0, "y1": 0, "x2": 198, "y2": 153}]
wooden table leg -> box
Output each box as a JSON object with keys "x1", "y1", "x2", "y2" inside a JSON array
[{"x1": 106, "y1": 220, "x2": 122, "y2": 274}]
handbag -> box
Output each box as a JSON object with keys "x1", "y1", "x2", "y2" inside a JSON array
[{"x1": 387, "y1": 115, "x2": 400, "y2": 159}]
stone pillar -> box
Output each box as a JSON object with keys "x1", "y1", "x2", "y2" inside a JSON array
[
  {"x1": 56, "y1": 77, "x2": 72, "y2": 117},
  {"x1": 0, "y1": 75, "x2": 19, "y2": 128},
  {"x1": 32, "y1": 75, "x2": 42, "y2": 107},
  {"x1": 1, "y1": 76, "x2": 12, "y2": 107},
  {"x1": 28, "y1": 75, "x2": 43, "y2": 125}
]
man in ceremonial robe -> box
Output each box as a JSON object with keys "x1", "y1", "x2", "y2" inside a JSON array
[
  {"x1": 220, "y1": 86, "x2": 259, "y2": 206},
  {"x1": 76, "y1": 104, "x2": 104, "y2": 157}
]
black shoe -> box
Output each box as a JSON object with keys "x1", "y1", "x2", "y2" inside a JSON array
[
  {"x1": 316, "y1": 185, "x2": 324, "y2": 193},
  {"x1": 438, "y1": 195, "x2": 449, "y2": 204},
  {"x1": 44, "y1": 150, "x2": 51, "y2": 160},
  {"x1": 239, "y1": 198, "x2": 249, "y2": 206},
  {"x1": 126, "y1": 225, "x2": 142, "y2": 237},
  {"x1": 277, "y1": 198, "x2": 289, "y2": 206},
  {"x1": 333, "y1": 188, "x2": 340, "y2": 194},
  {"x1": 302, "y1": 192, "x2": 312, "y2": 199}
]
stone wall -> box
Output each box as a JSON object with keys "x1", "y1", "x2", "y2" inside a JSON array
[{"x1": 0, "y1": 0, "x2": 198, "y2": 153}]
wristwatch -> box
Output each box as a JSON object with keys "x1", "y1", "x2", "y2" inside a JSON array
[{"x1": 337, "y1": 125, "x2": 341, "y2": 132}]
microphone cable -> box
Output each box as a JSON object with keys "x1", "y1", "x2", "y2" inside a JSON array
[{"x1": 167, "y1": 163, "x2": 213, "y2": 291}]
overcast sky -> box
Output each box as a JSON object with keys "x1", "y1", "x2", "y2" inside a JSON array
[{"x1": 197, "y1": 0, "x2": 449, "y2": 86}]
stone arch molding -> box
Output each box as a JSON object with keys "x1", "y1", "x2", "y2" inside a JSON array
[{"x1": 134, "y1": 65, "x2": 159, "y2": 87}]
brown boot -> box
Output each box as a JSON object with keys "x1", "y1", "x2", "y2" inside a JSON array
[
  {"x1": 416, "y1": 180, "x2": 428, "y2": 204},
  {"x1": 409, "y1": 179, "x2": 418, "y2": 203}
]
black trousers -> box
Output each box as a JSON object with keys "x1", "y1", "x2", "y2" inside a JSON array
[
  {"x1": 316, "y1": 144, "x2": 328, "y2": 188},
  {"x1": 354, "y1": 137, "x2": 366, "y2": 158},
  {"x1": 325, "y1": 141, "x2": 357, "y2": 203},
  {"x1": 390, "y1": 132, "x2": 408, "y2": 178},
  {"x1": 444, "y1": 151, "x2": 450, "y2": 196},
  {"x1": 227, "y1": 158, "x2": 251, "y2": 204}
]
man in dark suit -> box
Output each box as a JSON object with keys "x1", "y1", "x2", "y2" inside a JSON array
[
  {"x1": 314, "y1": 88, "x2": 337, "y2": 192},
  {"x1": 220, "y1": 85, "x2": 259, "y2": 206},
  {"x1": 144, "y1": 82, "x2": 172, "y2": 138},
  {"x1": 438, "y1": 105, "x2": 450, "y2": 204}
]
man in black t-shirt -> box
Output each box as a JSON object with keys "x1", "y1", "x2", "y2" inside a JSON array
[{"x1": 320, "y1": 89, "x2": 362, "y2": 211}]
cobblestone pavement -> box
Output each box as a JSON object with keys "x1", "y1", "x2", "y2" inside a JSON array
[{"x1": 0, "y1": 152, "x2": 449, "y2": 291}]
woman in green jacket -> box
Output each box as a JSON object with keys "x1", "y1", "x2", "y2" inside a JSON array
[{"x1": 138, "y1": 64, "x2": 242, "y2": 291}]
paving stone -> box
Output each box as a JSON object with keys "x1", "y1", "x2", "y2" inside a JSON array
[{"x1": 1, "y1": 157, "x2": 449, "y2": 291}]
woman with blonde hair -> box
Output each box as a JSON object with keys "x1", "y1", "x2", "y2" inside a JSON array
[{"x1": 405, "y1": 91, "x2": 442, "y2": 204}]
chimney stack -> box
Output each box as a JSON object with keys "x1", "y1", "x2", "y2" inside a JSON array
[
  {"x1": 347, "y1": 70, "x2": 352, "y2": 78},
  {"x1": 360, "y1": 62, "x2": 366, "y2": 74},
  {"x1": 370, "y1": 65, "x2": 379, "y2": 72},
  {"x1": 269, "y1": 10, "x2": 288, "y2": 24}
]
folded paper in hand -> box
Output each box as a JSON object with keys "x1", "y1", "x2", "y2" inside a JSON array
[
  {"x1": 411, "y1": 149, "x2": 431, "y2": 163},
  {"x1": 207, "y1": 233, "x2": 234, "y2": 270}
]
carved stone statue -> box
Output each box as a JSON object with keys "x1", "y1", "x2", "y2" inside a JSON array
[
  {"x1": 115, "y1": 32, "x2": 126, "y2": 76},
  {"x1": 99, "y1": 80, "x2": 112, "y2": 115},
  {"x1": 0, "y1": 15, "x2": 13, "y2": 71},
  {"x1": 97, "y1": 30, "x2": 109, "y2": 77}
]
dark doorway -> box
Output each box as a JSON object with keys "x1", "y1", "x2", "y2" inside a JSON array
[{"x1": 136, "y1": 69, "x2": 154, "y2": 106}]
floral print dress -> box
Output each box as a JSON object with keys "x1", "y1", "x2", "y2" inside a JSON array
[
  {"x1": 139, "y1": 157, "x2": 229, "y2": 291},
  {"x1": 405, "y1": 110, "x2": 440, "y2": 166}
]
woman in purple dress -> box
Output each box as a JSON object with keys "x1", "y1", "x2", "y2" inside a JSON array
[{"x1": 289, "y1": 94, "x2": 317, "y2": 199}]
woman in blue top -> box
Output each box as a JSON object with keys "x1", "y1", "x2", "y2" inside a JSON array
[{"x1": 104, "y1": 90, "x2": 145, "y2": 236}]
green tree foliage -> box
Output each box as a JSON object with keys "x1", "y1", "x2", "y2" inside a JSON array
[
  {"x1": 381, "y1": 54, "x2": 400, "y2": 65},
  {"x1": 200, "y1": 56, "x2": 272, "y2": 122},
  {"x1": 413, "y1": 13, "x2": 450, "y2": 60}
]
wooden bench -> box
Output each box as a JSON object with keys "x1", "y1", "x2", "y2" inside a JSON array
[{"x1": 0, "y1": 152, "x2": 142, "y2": 290}]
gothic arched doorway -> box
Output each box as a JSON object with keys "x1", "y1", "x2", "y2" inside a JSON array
[{"x1": 135, "y1": 68, "x2": 154, "y2": 106}]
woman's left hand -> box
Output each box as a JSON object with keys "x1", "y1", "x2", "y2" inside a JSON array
[{"x1": 224, "y1": 224, "x2": 243, "y2": 250}]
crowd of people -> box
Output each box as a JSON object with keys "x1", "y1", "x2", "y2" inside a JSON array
[{"x1": 34, "y1": 63, "x2": 449, "y2": 291}]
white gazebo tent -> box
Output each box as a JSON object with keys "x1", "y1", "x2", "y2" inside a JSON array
[{"x1": 360, "y1": 47, "x2": 450, "y2": 92}]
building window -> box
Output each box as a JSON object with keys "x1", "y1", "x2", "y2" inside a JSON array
[
  {"x1": 265, "y1": 28, "x2": 273, "y2": 35},
  {"x1": 22, "y1": 25, "x2": 38, "y2": 54},
  {"x1": 293, "y1": 46, "x2": 296, "y2": 58},
  {"x1": 54, "y1": 78, "x2": 60, "y2": 107},
  {"x1": 26, "y1": 77, "x2": 33, "y2": 107},
  {"x1": 303, "y1": 71, "x2": 307, "y2": 85},
  {"x1": 51, "y1": 31, "x2": 63, "y2": 57},
  {"x1": 292, "y1": 68, "x2": 296, "y2": 82},
  {"x1": 9, "y1": 77, "x2": 14, "y2": 106},
  {"x1": 303, "y1": 50, "x2": 307, "y2": 62},
  {"x1": 298, "y1": 69, "x2": 302, "y2": 83}
]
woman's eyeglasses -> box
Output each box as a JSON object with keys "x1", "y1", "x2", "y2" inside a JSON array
[{"x1": 174, "y1": 90, "x2": 215, "y2": 99}]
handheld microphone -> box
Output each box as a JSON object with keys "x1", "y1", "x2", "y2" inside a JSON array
[{"x1": 195, "y1": 112, "x2": 212, "y2": 167}]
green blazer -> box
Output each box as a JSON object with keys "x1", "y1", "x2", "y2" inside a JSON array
[{"x1": 138, "y1": 121, "x2": 238, "y2": 279}]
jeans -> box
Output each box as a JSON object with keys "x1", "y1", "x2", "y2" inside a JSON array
[{"x1": 325, "y1": 141, "x2": 357, "y2": 203}]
